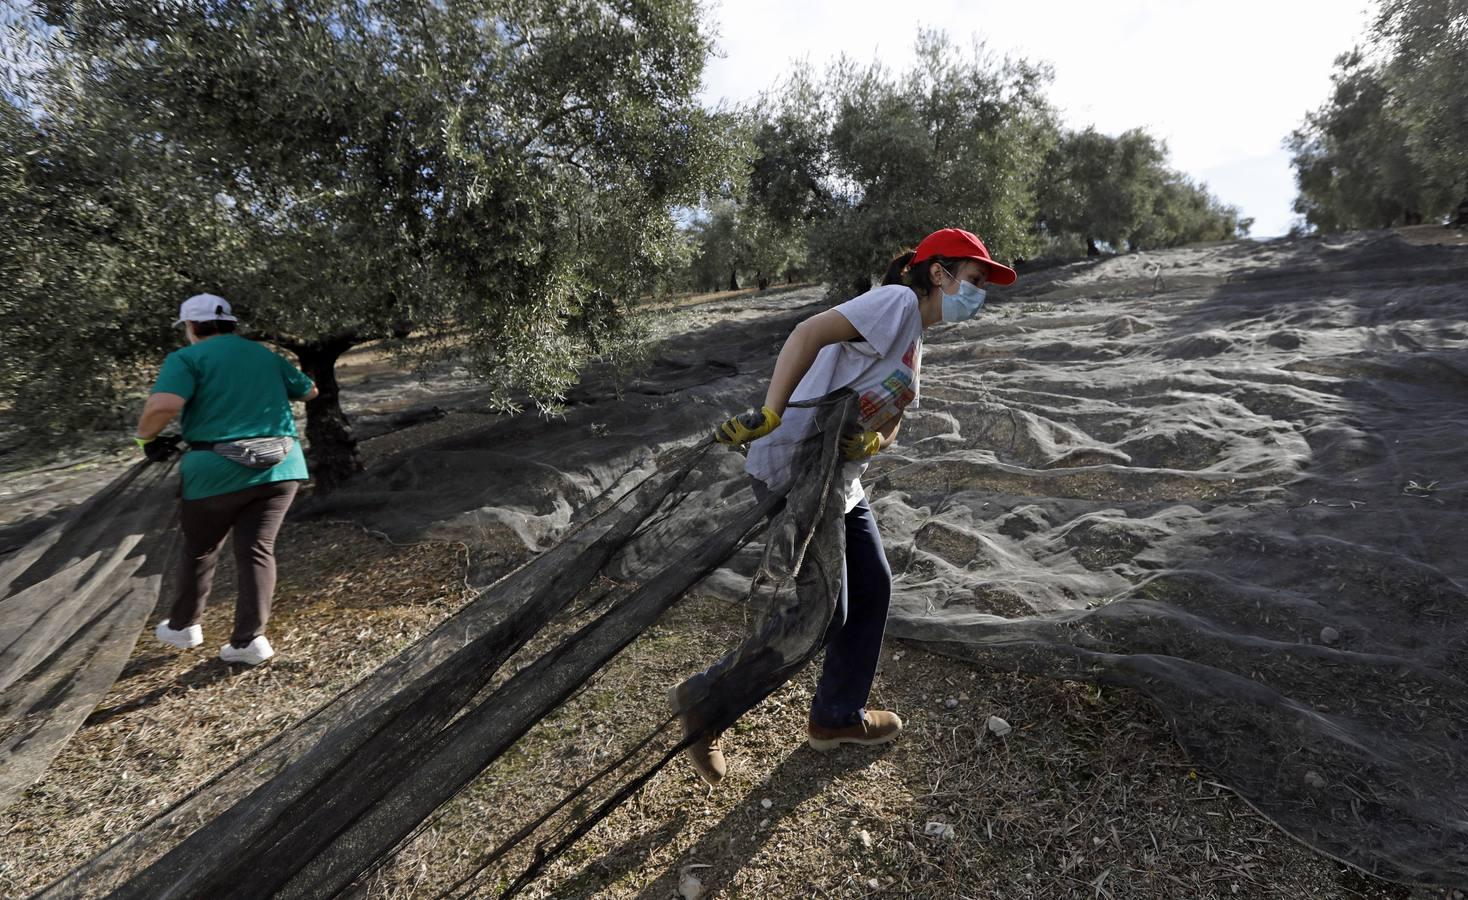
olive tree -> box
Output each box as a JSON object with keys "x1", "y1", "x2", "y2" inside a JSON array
[
  {"x1": 1376, "y1": 0, "x2": 1468, "y2": 223},
  {"x1": 1288, "y1": 1, "x2": 1467, "y2": 231},
  {"x1": 1037, "y1": 127, "x2": 1245, "y2": 255},
  {"x1": 747, "y1": 31, "x2": 1058, "y2": 300},
  {"x1": 1288, "y1": 50, "x2": 1454, "y2": 231},
  {"x1": 2, "y1": 0, "x2": 731, "y2": 490}
]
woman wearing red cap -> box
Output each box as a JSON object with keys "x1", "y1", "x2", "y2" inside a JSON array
[{"x1": 672, "y1": 228, "x2": 1017, "y2": 786}]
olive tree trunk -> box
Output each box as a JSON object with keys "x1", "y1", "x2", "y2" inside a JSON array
[{"x1": 292, "y1": 338, "x2": 363, "y2": 495}]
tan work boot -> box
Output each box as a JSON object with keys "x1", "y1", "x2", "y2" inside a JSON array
[
  {"x1": 807, "y1": 709, "x2": 903, "y2": 752},
  {"x1": 669, "y1": 682, "x2": 727, "y2": 786}
]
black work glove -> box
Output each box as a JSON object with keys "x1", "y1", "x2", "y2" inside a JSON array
[{"x1": 137, "y1": 434, "x2": 183, "y2": 463}]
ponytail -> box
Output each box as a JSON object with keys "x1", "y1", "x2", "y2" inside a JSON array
[
  {"x1": 882, "y1": 250, "x2": 916, "y2": 286},
  {"x1": 884, "y1": 250, "x2": 959, "y2": 293}
]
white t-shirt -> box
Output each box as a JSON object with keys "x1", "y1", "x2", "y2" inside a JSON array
[{"x1": 747, "y1": 284, "x2": 924, "y2": 512}]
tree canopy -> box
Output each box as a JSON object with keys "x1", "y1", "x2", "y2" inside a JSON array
[
  {"x1": 2, "y1": 0, "x2": 732, "y2": 488},
  {"x1": 679, "y1": 32, "x2": 1245, "y2": 299},
  {"x1": 1288, "y1": 0, "x2": 1468, "y2": 232},
  {"x1": 746, "y1": 32, "x2": 1057, "y2": 298},
  {"x1": 1036, "y1": 128, "x2": 1247, "y2": 255}
]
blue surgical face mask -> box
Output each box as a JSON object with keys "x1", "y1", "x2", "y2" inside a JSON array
[{"x1": 939, "y1": 266, "x2": 987, "y2": 322}]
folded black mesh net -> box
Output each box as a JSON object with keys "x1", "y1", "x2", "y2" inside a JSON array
[
  {"x1": 0, "y1": 461, "x2": 179, "y2": 816},
  {"x1": 34, "y1": 393, "x2": 859, "y2": 899}
]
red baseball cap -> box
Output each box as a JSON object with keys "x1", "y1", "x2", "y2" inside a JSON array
[{"x1": 910, "y1": 228, "x2": 1017, "y2": 286}]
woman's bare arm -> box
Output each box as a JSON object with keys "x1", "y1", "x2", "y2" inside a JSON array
[
  {"x1": 762, "y1": 309, "x2": 861, "y2": 415},
  {"x1": 135, "y1": 392, "x2": 186, "y2": 439},
  {"x1": 876, "y1": 417, "x2": 901, "y2": 450}
]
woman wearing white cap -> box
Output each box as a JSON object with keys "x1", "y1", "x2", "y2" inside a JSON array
[
  {"x1": 670, "y1": 228, "x2": 1017, "y2": 786},
  {"x1": 135, "y1": 294, "x2": 319, "y2": 665}
]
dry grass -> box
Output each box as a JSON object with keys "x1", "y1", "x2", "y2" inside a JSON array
[{"x1": 637, "y1": 283, "x2": 822, "y2": 314}]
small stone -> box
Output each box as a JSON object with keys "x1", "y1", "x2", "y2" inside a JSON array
[
  {"x1": 1304, "y1": 771, "x2": 1327, "y2": 789},
  {"x1": 923, "y1": 821, "x2": 956, "y2": 840},
  {"x1": 1320, "y1": 626, "x2": 1340, "y2": 644},
  {"x1": 986, "y1": 715, "x2": 1012, "y2": 737},
  {"x1": 868, "y1": 878, "x2": 880, "y2": 890},
  {"x1": 760, "y1": 798, "x2": 773, "y2": 810},
  {"x1": 859, "y1": 829, "x2": 874, "y2": 849},
  {"x1": 945, "y1": 698, "x2": 959, "y2": 709},
  {"x1": 678, "y1": 865, "x2": 710, "y2": 900},
  {"x1": 759, "y1": 818, "x2": 769, "y2": 828}
]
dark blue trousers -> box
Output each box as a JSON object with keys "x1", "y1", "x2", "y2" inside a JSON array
[{"x1": 809, "y1": 497, "x2": 893, "y2": 728}]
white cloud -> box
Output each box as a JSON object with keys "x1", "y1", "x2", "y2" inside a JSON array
[{"x1": 700, "y1": 0, "x2": 1374, "y2": 237}]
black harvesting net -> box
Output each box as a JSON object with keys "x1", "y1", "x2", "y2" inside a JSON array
[
  {"x1": 37, "y1": 393, "x2": 859, "y2": 899},
  {"x1": 0, "y1": 461, "x2": 179, "y2": 815}
]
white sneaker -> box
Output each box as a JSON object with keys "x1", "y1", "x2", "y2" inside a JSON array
[
  {"x1": 219, "y1": 635, "x2": 274, "y2": 666},
  {"x1": 155, "y1": 620, "x2": 203, "y2": 649}
]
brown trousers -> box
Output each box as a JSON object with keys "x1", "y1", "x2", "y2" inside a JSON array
[{"x1": 168, "y1": 481, "x2": 299, "y2": 647}]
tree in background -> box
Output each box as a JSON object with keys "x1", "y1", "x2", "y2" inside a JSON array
[
  {"x1": 685, "y1": 199, "x2": 746, "y2": 292},
  {"x1": 737, "y1": 31, "x2": 1242, "y2": 297},
  {"x1": 1376, "y1": 0, "x2": 1468, "y2": 225},
  {"x1": 1288, "y1": 51, "x2": 1452, "y2": 231},
  {"x1": 666, "y1": 102, "x2": 814, "y2": 296},
  {"x1": 1, "y1": 0, "x2": 731, "y2": 490},
  {"x1": 1288, "y1": 0, "x2": 1466, "y2": 231},
  {"x1": 821, "y1": 33, "x2": 1059, "y2": 297},
  {"x1": 745, "y1": 32, "x2": 1057, "y2": 300},
  {"x1": 745, "y1": 64, "x2": 834, "y2": 262},
  {"x1": 1036, "y1": 128, "x2": 1246, "y2": 255},
  {"x1": 681, "y1": 196, "x2": 807, "y2": 294},
  {"x1": 1136, "y1": 174, "x2": 1251, "y2": 249}
]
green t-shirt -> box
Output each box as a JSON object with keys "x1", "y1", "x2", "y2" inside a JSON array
[{"x1": 151, "y1": 334, "x2": 315, "y2": 500}]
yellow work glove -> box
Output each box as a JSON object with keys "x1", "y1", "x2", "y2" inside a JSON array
[
  {"x1": 716, "y1": 406, "x2": 781, "y2": 445},
  {"x1": 841, "y1": 430, "x2": 882, "y2": 461}
]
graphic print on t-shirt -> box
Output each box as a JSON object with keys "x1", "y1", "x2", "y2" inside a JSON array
[{"x1": 857, "y1": 340, "x2": 919, "y2": 430}]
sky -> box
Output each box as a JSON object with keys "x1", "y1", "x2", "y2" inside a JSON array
[{"x1": 698, "y1": 0, "x2": 1376, "y2": 238}]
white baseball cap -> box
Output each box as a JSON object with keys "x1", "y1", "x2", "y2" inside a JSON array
[{"x1": 174, "y1": 293, "x2": 239, "y2": 327}]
